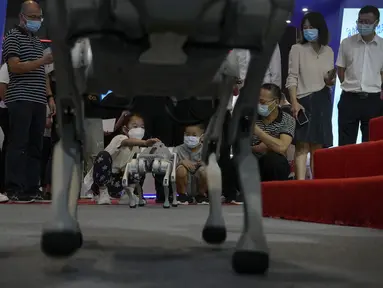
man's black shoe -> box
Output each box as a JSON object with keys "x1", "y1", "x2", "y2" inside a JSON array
[
  {"x1": 177, "y1": 194, "x2": 193, "y2": 205},
  {"x1": 7, "y1": 191, "x2": 35, "y2": 203}
]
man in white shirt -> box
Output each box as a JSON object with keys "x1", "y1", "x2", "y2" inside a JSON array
[
  {"x1": 0, "y1": 64, "x2": 9, "y2": 202},
  {"x1": 336, "y1": 5, "x2": 383, "y2": 145},
  {"x1": 224, "y1": 44, "x2": 282, "y2": 110}
]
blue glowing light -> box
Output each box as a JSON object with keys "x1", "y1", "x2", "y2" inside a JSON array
[{"x1": 100, "y1": 90, "x2": 113, "y2": 100}]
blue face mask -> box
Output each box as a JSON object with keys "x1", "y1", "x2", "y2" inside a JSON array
[
  {"x1": 303, "y1": 28, "x2": 318, "y2": 42},
  {"x1": 184, "y1": 136, "x2": 200, "y2": 148},
  {"x1": 357, "y1": 23, "x2": 375, "y2": 36},
  {"x1": 257, "y1": 102, "x2": 276, "y2": 117},
  {"x1": 25, "y1": 20, "x2": 41, "y2": 33}
]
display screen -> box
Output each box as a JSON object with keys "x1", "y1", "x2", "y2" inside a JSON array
[{"x1": 332, "y1": 8, "x2": 383, "y2": 146}]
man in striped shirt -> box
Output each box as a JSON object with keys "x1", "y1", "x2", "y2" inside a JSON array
[
  {"x1": 2, "y1": 1, "x2": 55, "y2": 203},
  {"x1": 252, "y1": 83, "x2": 295, "y2": 181}
]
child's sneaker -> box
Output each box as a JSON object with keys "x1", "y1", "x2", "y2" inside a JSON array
[
  {"x1": 97, "y1": 188, "x2": 111, "y2": 205},
  {"x1": 0, "y1": 193, "x2": 9, "y2": 203},
  {"x1": 195, "y1": 195, "x2": 209, "y2": 205},
  {"x1": 177, "y1": 194, "x2": 193, "y2": 205}
]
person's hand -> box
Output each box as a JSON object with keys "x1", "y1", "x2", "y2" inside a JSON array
[
  {"x1": 181, "y1": 159, "x2": 197, "y2": 172},
  {"x1": 121, "y1": 110, "x2": 130, "y2": 117},
  {"x1": 324, "y1": 68, "x2": 336, "y2": 86},
  {"x1": 145, "y1": 138, "x2": 160, "y2": 147},
  {"x1": 291, "y1": 101, "x2": 304, "y2": 119},
  {"x1": 45, "y1": 116, "x2": 53, "y2": 129},
  {"x1": 253, "y1": 124, "x2": 262, "y2": 136},
  {"x1": 327, "y1": 68, "x2": 336, "y2": 79},
  {"x1": 48, "y1": 97, "x2": 56, "y2": 116},
  {"x1": 42, "y1": 53, "x2": 53, "y2": 65}
]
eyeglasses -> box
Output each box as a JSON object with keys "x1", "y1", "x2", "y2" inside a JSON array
[
  {"x1": 356, "y1": 19, "x2": 376, "y2": 25},
  {"x1": 23, "y1": 14, "x2": 44, "y2": 22},
  {"x1": 259, "y1": 99, "x2": 277, "y2": 105}
]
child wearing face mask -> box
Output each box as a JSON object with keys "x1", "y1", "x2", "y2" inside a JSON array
[
  {"x1": 174, "y1": 123, "x2": 208, "y2": 205},
  {"x1": 83, "y1": 113, "x2": 160, "y2": 205}
]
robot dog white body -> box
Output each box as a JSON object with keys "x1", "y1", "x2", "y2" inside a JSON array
[
  {"x1": 41, "y1": 0, "x2": 294, "y2": 275},
  {"x1": 121, "y1": 142, "x2": 178, "y2": 209}
]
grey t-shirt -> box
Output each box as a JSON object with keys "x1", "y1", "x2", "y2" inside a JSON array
[{"x1": 174, "y1": 143, "x2": 202, "y2": 163}]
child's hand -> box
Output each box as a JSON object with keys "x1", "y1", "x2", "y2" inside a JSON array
[
  {"x1": 181, "y1": 160, "x2": 197, "y2": 172},
  {"x1": 145, "y1": 138, "x2": 160, "y2": 147}
]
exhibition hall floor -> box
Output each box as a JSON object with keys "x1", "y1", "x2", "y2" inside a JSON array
[{"x1": 0, "y1": 204, "x2": 382, "y2": 287}]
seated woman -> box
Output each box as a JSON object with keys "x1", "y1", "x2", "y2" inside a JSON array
[
  {"x1": 83, "y1": 113, "x2": 160, "y2": 205},
  {"x1": 252, "y1": 83, "x2": 296, "y2": 181},
  {"x1": 175, "y1": 123, "x2": 208, "y2": 205}
]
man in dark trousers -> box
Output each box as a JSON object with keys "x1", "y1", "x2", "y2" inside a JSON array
[
  {"x1": 2, "y1": 1, "x2": 55, "y2": 202},
  {"x1": 336, "y1": 5, "x2": 383, "y2": 145}
]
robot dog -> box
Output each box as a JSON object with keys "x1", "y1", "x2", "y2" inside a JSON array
[
  {"x1": 121, "y1": 142, "x2": 178, "y2": 209},
  {"x1": 41, "y1": 0, "x2": 294, "y2": 275}
]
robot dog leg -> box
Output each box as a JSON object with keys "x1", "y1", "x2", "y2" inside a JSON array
[
  {"x1": 170, "y1": 152, "x2": 178, "y2": 207},
  {"x1": 40, "y1": 5, "x2": 87, "y2": 258},
  {"x1": 122, "y1": 159, "x2": 146, "y2": 208},
  {"x1": 202, "y1": 75, "x2": 235, "y2": 245},
  {"x1": 152, "y1": 156, "x2": 177, "y2": 209},
  {"x1": 228, "y1": 10, "x2": 293, "y2": 275},
  {"x1": 41, "y1": 122, "x2": 84, "y2": 257}
]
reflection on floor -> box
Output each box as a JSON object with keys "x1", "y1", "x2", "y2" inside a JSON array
[{"x1": 0, "y1": 205, "x2": 382, "y2": 287}]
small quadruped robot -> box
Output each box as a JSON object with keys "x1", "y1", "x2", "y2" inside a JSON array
[
  {"x1": 122, "y1": 142, "x2": 178, "y2": 209},
  {"x1": 41, "y1": 0, "x2": 294, "y2": 275}
]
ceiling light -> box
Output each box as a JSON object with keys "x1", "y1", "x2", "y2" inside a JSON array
[
  {"x1": 286, "y1": 20, "x2": 291, "y2": 24},
  {"x1": 302, "y1": 8, "x2": 308, "y2": 12}
]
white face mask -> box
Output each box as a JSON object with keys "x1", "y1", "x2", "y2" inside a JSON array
[
  {"x1": 128, "y1": 127, "x2": 145, "y2": 140},
  {"x1": 184, "y1": 136, "x2": 200, "y2": 148}
]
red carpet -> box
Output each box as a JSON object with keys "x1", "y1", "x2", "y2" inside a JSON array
[{"x1": 262, "y1": 175, "x2": 383, "y2": 230}]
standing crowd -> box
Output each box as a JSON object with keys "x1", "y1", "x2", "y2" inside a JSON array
[{"x1": 0, "y1": 1, "x2": 382, "y2": 204}]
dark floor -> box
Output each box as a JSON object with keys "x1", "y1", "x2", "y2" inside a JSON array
[{"x1": 0, "y1": 204, "x2": 382, "y2": 287}]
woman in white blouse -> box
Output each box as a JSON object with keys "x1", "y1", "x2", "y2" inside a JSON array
[{"x1": 286, "y1": 12, "x2": 336, "y2": 180}]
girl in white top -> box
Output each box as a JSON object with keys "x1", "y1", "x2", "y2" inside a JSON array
[
  {"x1": 83, "y1": 113, "x2": 160, "y2": 205},
  {"x1": 286, "y1": 12, "x2": 336, "y2": 180}
]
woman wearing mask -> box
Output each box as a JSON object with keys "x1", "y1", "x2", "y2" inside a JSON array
[
  {"x1": 286, "y1": 12, "x2": 335, "y2": 180},
  {"x1": 83, "y1": 112, "x2": 160, "y2": 205}
]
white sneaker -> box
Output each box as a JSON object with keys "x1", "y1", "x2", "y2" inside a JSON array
[
  {"x1": 0, "y1": 193, "x2": 9, "y2": 203},
  {"x1": 97, "y1": 188, "x2": 111, "y2": 205},
  {"x1": 84, "y1": 190, "x2": 94, "y2": 199},
  {"x1": 119, "y1": 192, "x2": 131, "y2": 205}
]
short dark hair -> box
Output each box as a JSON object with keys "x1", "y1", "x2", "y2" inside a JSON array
[
  {"x1": 359, "y1": 5, "x2": 380, "y2": 21},
  {"x1": 300, "y1": 12, "x2": 329, "y2": 46},
  {"x1": 185, "y1": 123, "x2": 205, "y2": 131},
  {"x1": 261, "y1": 83, "x2": 282, "y2": 101}
]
